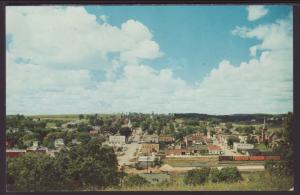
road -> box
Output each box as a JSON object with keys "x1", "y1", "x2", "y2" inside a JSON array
[
  {"x1": 214, "y1": 140, "x2": 239, "y2": 156},
  {"x1": 117, "y1": 127, "x2": 142, "y2": 166},
  {"x1": 117, "y1": 142, "x2": 140, "y2": 166}
]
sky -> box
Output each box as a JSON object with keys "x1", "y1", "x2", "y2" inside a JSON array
[{"x1": 6, "y1": 5, "x2": 293, "y2": 115}]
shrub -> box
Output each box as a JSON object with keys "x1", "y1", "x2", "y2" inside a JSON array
[
  {"x1": 218, "y1": 167, "x2": 242, "y2": 183},
  {"x1": 184, "y1": 167, "x2": 211, "y2": 185},
  {"x1": 123, "y1": 175, "x2": 149, "y2": 187},
  {"x1": 265, "y1": 160, "x2": 292, "y2": 176},
  {"x1": 210, "y1": 168, "x2": 221, "y2": 183}
]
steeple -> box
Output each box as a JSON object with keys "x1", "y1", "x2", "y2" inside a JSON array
[{"x1": 262, "y1": 117, "x2": 267, "y2": 142}]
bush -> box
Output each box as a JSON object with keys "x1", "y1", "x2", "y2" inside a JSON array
[
  {"x1": 210, "y1": 168, "x2": 221, "y2": 183},
  {"x1": 265, "y1": 160, "x2": 292, "y2": 176},
  {"x1": 218, "y1": 167, "x2": 242, "y2": 183},
  {"x1": 123, "y1": 175, "x2": 149, "y2": 187},
  {"x1": 184, "y1": 167, "x2": 211, "y2": 185}
]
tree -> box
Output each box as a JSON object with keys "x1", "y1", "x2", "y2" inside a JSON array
[
  {"x1": 225, "y1": 123, "x2": 233, "y2": 130},
  {"x1": 79, "y1": 114, "x2": 84, "y2": 120},
  {"x1": 217, "y1": 167, "x2": 242, "y2": 183},
  {"x1": 184, "y1": 168, "x2": 211, "y2": 185},
  {"x1": 7, "y1": 153, "x2": 65, "y2": 191},
  {"x1": 55, "y1": 138, "x2": 120, "y2": 189},
  {"x1": 227, "y1": 136, "x2": 240, "y2": 148},
  {"x1": 119, "y1": 127, "x2": 132, "y2": 138},
  {"x1": 266, "y1": 112, "x2": 293, "y2": 176}
]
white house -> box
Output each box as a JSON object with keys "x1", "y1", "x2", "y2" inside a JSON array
[
  {"x1": 54, "y1": 138, "x2": 65, "y2": 148},
  {"x1": 233, "y1": 142, "x2": 254, "y2": 152},
  {"x1": 109, "y1": 135, "x2": 126, "y2": 146},
  {"x1": 238, "y1": 135, "x2": 249, "y2": 143}
]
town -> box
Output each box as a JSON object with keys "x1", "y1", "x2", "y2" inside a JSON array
[{"x1": 6, "y1": 112, "x2": 293, "y2": 191}]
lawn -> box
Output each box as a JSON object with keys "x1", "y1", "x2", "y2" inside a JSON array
[{"x1": 105, "y1": 171, "x2": 293, "y2": 191}]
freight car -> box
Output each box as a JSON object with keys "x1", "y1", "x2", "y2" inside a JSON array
[{"x1": 219, "y1": 155, "x2": 281, "y2": 161}]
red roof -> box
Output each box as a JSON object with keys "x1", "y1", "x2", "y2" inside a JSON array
[{"x1": 208, "y1": 145, "x2": 221, "y2": 151}]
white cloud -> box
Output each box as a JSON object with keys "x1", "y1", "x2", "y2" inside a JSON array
[
  {"x1": 6, "y1": 6, "x2": 162, "y2": 70},
  {"x1": 246, "y1": 5, "x2": 269, "y2": 21},
  {"x1": 6, "y1": 6, "x2": 293, "y2": 115}
]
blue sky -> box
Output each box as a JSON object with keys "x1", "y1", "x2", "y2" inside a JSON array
[
  {"x1": 6, "y1": 5, "x2": 293, "y2": 115},
  {"x1": 85, "y1": 5, "x2": 291, "y2": 84}
]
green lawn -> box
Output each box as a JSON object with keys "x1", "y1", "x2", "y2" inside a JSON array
[{"x1": 105, "y1": 172, "x2": 293, "y2": 191}]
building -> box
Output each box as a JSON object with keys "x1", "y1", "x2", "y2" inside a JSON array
[
  {"x1": 165, "y1": 149, "x2": 189, "y2": 156},
  {"x1": 136, "y1": 156, "x2": 156, "y2": 168},
  {"x1": 54, "y1": 138, "x2": 65, "y2": 148},
  {"x1": 109, "y1": 135, "x2": 126, "y2": 146},
  {"x1": 238, "y1": 135, "x2": 249, "y2": 143},
  {"x1": 26, "y1": 146, "x2": 48, "y2": 154},
  {"x1": 184, "y1": 133, "x2": 205, "y2": 147},
  {"x1": 159, "y1": 136, "x2": 174, "y2": 144},
  {"x1": 142, "y1": 134, "x2": 159, "y2": 143},
  {"x1": 72, "y1": 139, "x2": 82, "y2": 145},
  {"x1": 233, "y1": 143, "x2": 254, "y2": 152},
  {"x1": 188, "y1": 145, "x2": 209, "y2": 155},
  {"x1": 89, "y1": 130, "x2": 99, "y2": 136},
  {"x1": 208, "y1": 145, "x2": 222, "y2": 155},
  {"x1": 6, "y1": 149, "x2": 26, "y2": 158},
  {"x1": 140, "y1": 143, "x2": 159, "y2": 155}
]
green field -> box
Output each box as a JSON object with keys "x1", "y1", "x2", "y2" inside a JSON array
[{"x1": 105, "y1": 171, "x2": 293, "y2": 191}]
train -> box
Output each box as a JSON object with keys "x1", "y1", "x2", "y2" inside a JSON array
[{"x1": 219, "y1": 155, "x2": 281, "y2": 161}]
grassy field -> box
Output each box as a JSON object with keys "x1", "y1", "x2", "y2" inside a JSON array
[
  {"x1": 29, "y1": 113, "x2": 121, "y2": 121},
  {"x1": 105, "y1": 171, "x2": 293, "y2": 191}
]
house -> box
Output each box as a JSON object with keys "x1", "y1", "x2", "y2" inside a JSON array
[
  {"x1": 62, "y1": 122, "x2": 77, "y2": 129},
  {"x1": 140, "y1": 143, "x2": 159, "y2": 155},
  {"x1": 72, "y1": 139, "x2": 82, "y2": 145},
  {"x1": 188, "y1": 145, "x2": 209, "y2": 155},
  {"x1": 238, "y1": 135, "x2": 249, "y2": 143},
  {"x1": 6, "y1": 149, "x2": 26, "y2": 158},
  {"x1": 208, "y1": 145, "x2": 222, "y2": 155},
  {"x1": 26, "y1": 146, "x2": 48, "y2": 154},
  {"x1": 214, "y1": 127, "x2": 222, "y2": 133},
  {"x1": 54, "y1": 138, "x2": 65, "y2": 148},
  {"x1": 165, "y1": 148, "x2": 190, "y2": 156},
  {"x1": 26, "y1": 141, "x2": 39, "y2": 151},
  {"x1": 109, "y1": 135, "x2": 126, "y2": 146},
  {"x1": 142, "y1": 134, "x2": 159, "y2": 143},
  {"x1": 136, "y1": 156, "x2": 156, "y2": 168},
  {"x1": 233, "y1": 143, "x2": 254, "y2": 152},
  {"x1": 89, "y1": 130, "x2": 99, "y2": 136},
  {"x1": 184, "y1": 133, "x2": 205, "y2": 147},
  {"x1": 159, "y1": 136, "x2": 174, "y2": 144}
]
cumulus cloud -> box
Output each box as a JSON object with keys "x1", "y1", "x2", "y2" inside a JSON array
[
  {"x1": 246, "y1": 5, "x2": 269, "y2": 21},
  {"x1": 6, "y1": 6, "x2": 162, "y2": 70},
  {"x1": 6, "y1": 6, "x2": 293, "y2": 115}
]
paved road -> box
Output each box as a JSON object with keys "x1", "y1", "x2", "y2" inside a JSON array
[
  {"x1": 118, "y1": 142, "x2": 141, "y2": 166},
  {"x1": 118, "y1": 127, "x2": 142, "y2": 166}
]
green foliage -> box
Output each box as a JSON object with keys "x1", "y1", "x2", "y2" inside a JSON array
[
  {"x1": 7, "y1": 138, "x2": 120, "y2": 191},
  {"x1": 123, "y1": 175, "x2": 149, "y2": 187},
  {"x1": 227, "y1": 136, "x2": 240, "y2": 148},
  {"x1": 7, "y1": 153, "x2": 65, "y2": 191},
  {"x1": 119, "y1": 127, "x2": 132, "y2": 137},
  {"x1": 225, "y1": 123, "x2": 233, "y2": 129},
  {"x1": 267, "y1": 112, "x2": 294, "y2": 176},
  {"x1": 265, "y1": 160, "x2": 292, "y2": 177},
  {"x1": 235, "y1": 126, "x2": 255, "y2": 134},
  {"x1": 215, "y1": 167, "x2": 242, "y2": 183},
  {"x1": 184, "y1": 168, "x2": 211, "y2": 185}
]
